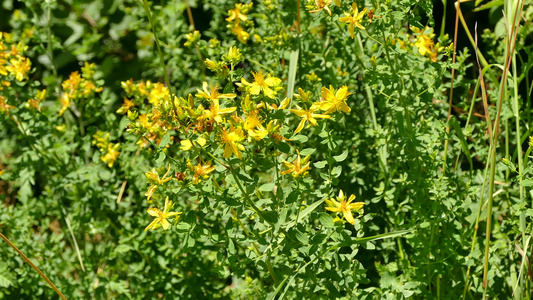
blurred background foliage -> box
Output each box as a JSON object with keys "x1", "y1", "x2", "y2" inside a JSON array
[{"x1": 0, "y1": 0, "x2": 532, "y2": 299}]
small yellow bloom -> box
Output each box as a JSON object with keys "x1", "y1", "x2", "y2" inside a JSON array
[
  {"x1": 145, "y1": 197, "x2": 182, "y2": 231},
  {"x1": 339, "y1": 4, "x2": 368, "y2": 38},
  {"x1": 308, "y1": 0, "x2": 333, "y2": 16},
  {"x1": 412, "y1": 27, "x2": 440, "y2": 62},
  {"x1": 244, "y1": 112, "x2": 268, "y2": 141},
  {"x1": 281, "y1": 150, "x2": 310, "y2": 178},
  {"x1": 199, "y1": 98, "x2": 237, "y2": 123},
  {"x1": 145, "y1": 164, "x2": 173, "y2": 201},
  {"x1": 101, "y1": 142, "x2": 120, "y2": 167},
  {"x1": 5, "y1": 57, "x2": 31, "y2": 81},
  {"x1": 220, "y1": 126, "x2": 245, "y2": 159},
  {"x1": 239, "y1": 70, "x2": 282, "y2": 99},
  {"x1": 324, "y1": 190, "x2": 364, "y2": 225},
  {"x1": 188, "y1": 161, "x2": 216, "y2": 184},
  {"x1": 290, "y1": 106, "x2": 331, "y2": 134},
  {"x1": 180, "y1": 136, "x2": 207, "y2": 151},
  {"x1": 184, "y1": 30, "x2": 200, "y2": 47},
  {"x1": 0, "y1": 96, "x2": 15, "y2": 115},
  {"x1": 116, "y1": 98, "x2": 135, "y2": 114},
  {"x1": 231, "y1": 24, "x2": 250, "y2": 44},
  {"x1": 313, "y1": 85, "x2": 352, "y2": 114},
  {"x1": 180, "y1": 139, "x2": 193, "y2": 151},
  {"x1": 58, "y1": 94, "x2": 70, "y2": 116},
  {"x1": 223, "y1": 46, "x2": 243, "y2": 64},
  {"x1": 226, "y1": 3, "x2": 251, "y2": 23},
  {"x1": 196, "y1": 82, "x2": 236, "y2": 101}
]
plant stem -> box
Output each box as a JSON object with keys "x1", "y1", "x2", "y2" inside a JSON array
[{"x1": 141, "y1": 0, "x2": 176, "y2": 109}]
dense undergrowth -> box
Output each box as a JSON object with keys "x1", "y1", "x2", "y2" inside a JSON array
[{"x1": 0, "y1": 0, "x2": 532, "y2": 298}]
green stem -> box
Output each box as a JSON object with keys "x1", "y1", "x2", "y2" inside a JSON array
[
  {"x1": 227, "y1": 160, "x2": 271, "y2": 225},
  {"x1": 140, "y1": 0, "x2": 175, "y2": 108},
  {"x1": 462, "y1": 143, "x2": 492, "y2": 300}
]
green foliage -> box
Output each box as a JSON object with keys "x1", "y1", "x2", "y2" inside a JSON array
[{"x1": 0, "y1": 0, "x2": 532, "y2": 299}]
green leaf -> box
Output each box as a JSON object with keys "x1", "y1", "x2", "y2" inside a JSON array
[
  {"x1": 314, "y1": 161, "x2": 327, "y2": 169},
  {"x1": 331, "y1": 165, "x2": 342, "y2": 178},
  {"x1": 262, "y1": 210, "x2": 279, "y2": 223},
  {"x1": 473, "y1": 0, "x2": 503, "y2": 12},
  {"x1": 259, "y1": 183, "x2": 276, "y2": 192},
  {"x1": 449, "y1": 116, "x2": 473, "y2": 172},
  {"x1": 287, "y1": 50, "x2": 299, "y2": 100},
  {"x1": 292, "y1": 135, "x2": 308, "y2": 143},
  {"x1": 521, "y1": 179, "x2": 533, "y2": 187},
  {"x1": 159, "y1": 133, "x2": 171, "y2": 148},
  {"x1": 319, "y1": 213, "x2": 334, "y2": 228},
  {"x1": 155, "y1": 151, "x2": 166, "y2": 164},
  {"x1": 224, "y1": 82, "x2": 235, "y2": 94},
  {"x1": 114, "y1": 244, "x2": 133, "y2": 254},
  {"x1": 294, "y1": 230, "x2": 309, "y2": 244},
  {"x1": 275, "y1": 142, "x2": 291, "y2": 153},
  {"x1": 0, "y1": 273, "x2": 13, "y2": 288},
  {"x1": 228, "y1": 238, "x2": 235, "y2": 255},
  {"x1": 338, "y1": 230, "x2": 412, "y2": 247},
  {"x1": 108, "y1": 280, "x2": 129, "y2": 295},
  {"x1": 287, "y1": 199, "x2": 324, "y2": 228},
  {"x1": 300, "y1": 148, "x2": 315, "y2": 156},
  {"x1": 333, "y1": 150, "x2": 349, "y2": 162}
]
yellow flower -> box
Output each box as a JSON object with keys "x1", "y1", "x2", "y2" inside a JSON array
[
  {"x1": 281, "y1": 150, "x2": 310, "y2": 178},
  {"x1": 5, "y1": 57, "x2": 31, "y2": 81},
  {"x1": 101, "y1": 142, "x2": 120, "y2": 167},
  {"x1": 324, "y1": 190, "x2": 365, "y2": 225},
  {"x1": 200, "y1": 98, "x2": 237, "y2": 123},
  {"x1": 62, "y1": 71, "x2": 82, "y2": 91},
  {"x1": 116, "y1": 98, "x2": 135, "y2": 114},
  {"x1": 188, "y1": 161, "x2": 216, "y2": 184},
  {"x1": 220, "y1": 125, "x2": 245, "y2": 159},
  {"x1": 145, "y1": 164, "x2": 173, "y2": 201},
  {"x1": 313, "y1": 85, "x2": 352, "y2": 114},
  {"x1": 145, "y1": 197, "x2": 182, "y2": 231},
  {"x1": 184, "y1": 30, "x2": 200, "y2": 47},
  {"x1": 308, "y1": 0, "x2": 333, "y2": 16},
  {"x1": 290, "y1": 106, "x2": 331, "y2": 134},
  {"x1": 0, "y1": 96, "x2": 15, "y2": 115},
  {"x1": 244, "y1": 112, "x2": 268, "y2": 141},
  {"x1": 239, "y1": 70, "x2": 282, "y2": 99},
  {"x1": 58, "y1": 93, "x2": 70, "y2": 116},
  {"x1": 339, "y1": 4, "x2": 368, "y2": 38},
  {"x1": 412, "y1": 27, "x2": 440, "y2": 62},
  {"x1": 180, "y1": 136, "x2": 207, "y2": 151},
  {"x1": 196, "y1": 82, "x2": 236, "y2": 101},
  {"x1": 226, "y1": 3, "x2": 250, "y2": 23},
  {"x1": 231, "y1": 24, "x2": 250, "y2": 44},
  {"x1": 223, "y1": 46, "x2": 243, "y2": 64}
]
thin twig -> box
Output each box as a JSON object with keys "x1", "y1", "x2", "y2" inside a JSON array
[{"x1": 0, "y1": 232, "x2": 68, "y2": 300}]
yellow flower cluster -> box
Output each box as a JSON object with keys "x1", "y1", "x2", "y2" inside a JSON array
[
  {"x1": 411, "y1": 26, "x2": 443, "y2": 62},
  {"x1": 25, "y1": 89, "x2": 46, "y2": 112},
  {"x1": 0, "y1": 32, "x2": 32, "y2": 115},
  {"x1": 0, "y1": 32, "x2": 31, "y2": 84},
  {"x1": 142, "y1": 164, "x2": 184, "y2": 231},
  {"x1": 121, "y1": 79, "x2": 174, "y2": 147},
  {"x1": 226, "y1": 2, "x2": 253, "y2": 44},
  {"x1": 59, "y1": 62, "x2": 103, "y2": 116},
  {"x1": 119, "y1": 47, "x2": 356, "y2": 230},
  {"x1": 92, "y1": 131, "x2": 120, "y2": 168},
  {"x1": 124, "y1": 55, "x2": 352, "y2": 165}
]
